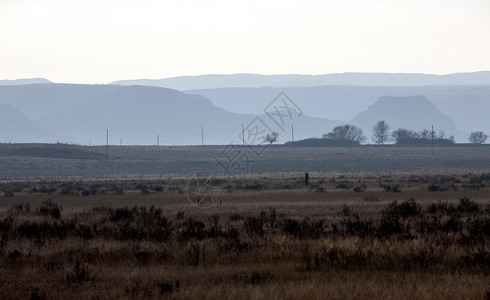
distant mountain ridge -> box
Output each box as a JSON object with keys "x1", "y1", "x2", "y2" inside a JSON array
[
  {"x1": 0, "y1": 78, "x2": 52, "y2": 85},
  {"x1": 110, "y1": 71, "x2": 490, "y2": 90},
  {"x1": 350, "y1": 95, "x2": 463, "y2": 142},
  {"x1": 0, "y1": 76, "x2": 489, "y2": 144},
  {"x1": 0, "y1": 84, "x2": 340, "y2": 145},
  {"x1": 0, "y1": 83, "x2": 120, "y2": 121},
  {"x1": 0, "y1": 104, "x2": 48, "y2": 142},
  {"x1": 187, "y1": 85, "x2": 490, "y2": 137}
]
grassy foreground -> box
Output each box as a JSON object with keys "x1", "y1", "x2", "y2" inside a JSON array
[{"x1": 0, "y1": 174, "x2": 489, "y2": 299}]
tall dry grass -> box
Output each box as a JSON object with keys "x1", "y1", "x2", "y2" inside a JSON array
[{"x1": 0, "y1": 177, "x2": 489, "y2": 300}]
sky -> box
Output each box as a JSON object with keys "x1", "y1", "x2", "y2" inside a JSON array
[{"x1": 1, "y1": 0, "x2": 489, "y2": 84}]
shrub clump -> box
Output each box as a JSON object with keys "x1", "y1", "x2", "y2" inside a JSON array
[{"x1": 38, "y1": 200, "x2": 62, "y2": 219}]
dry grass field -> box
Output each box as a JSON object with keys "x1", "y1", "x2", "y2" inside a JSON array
[{"x1": 0, "y1": 173, "x2": 489, "y2": 299}]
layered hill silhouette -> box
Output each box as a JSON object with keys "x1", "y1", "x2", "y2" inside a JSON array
[
  {"x1": 1, "y1": 74, "x2": 489, "y2": 144},
  {"x1": 0, "y1": 84, "x2": 340, "y2": 145},
  {"x1": 0, "y1": 78, "x2": 52, "y2": 85},
  {"x1": 0, "y1": 104, "x2": 48, "y2": 142},
  {"x1": 0, "y1": 83, "x2": 120, "y2": 121},
  {"x1": 111, "y1": 71, "x2": 490, "y2": 90},
  {"x1": 350, "y1": 95, "x2": 462, "y2": 142},
  {"x1": 187, "y1": 85, "x2": 490, "y2": 137}
]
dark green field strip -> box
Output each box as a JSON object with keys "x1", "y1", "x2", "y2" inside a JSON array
[
  {"x1": 0, "y1": 143, "x2": 105, "y2": 160},
  {"x1": 0, "y1": 144, "x2": 490, "y2": 179}
]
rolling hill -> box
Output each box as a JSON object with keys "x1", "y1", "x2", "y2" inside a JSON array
[
  {"x1": 0, "y1": 84, "x2": 339, "y2": 145},
  {"x1": 0, "y1": 83, "x2": 120, "y2": 121},
  {"x1": 0, "y1": 104, "x2": 49, "y2": 142},
  {"x1": 0, "y1": 78, "x2": 489, "y2": 144},
  {"x1": 350, "y1": 95, "x2": 462, "y2": 142},
  {"x1": 0, "y1": 78, "x2": 52, "y2": 86},
  {"x1": 110, "y1": 71, "x2": 490, "y2": 90},
  {"x1": 186, "y1": 85, "x2": 490, "y2": 139}
]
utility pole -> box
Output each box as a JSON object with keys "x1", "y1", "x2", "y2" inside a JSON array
[
  {"x1": 120, "y1": 137, "x2": 122, "y2": 147},
  {"x1": 157, "y1": 134, "x2": 159, "y2": 146},
  {"x1": 291, "y1": 123, "x2": 294, "y2": 142},
  {"x1": 431, "y1": 125, "x2": 434, "y2": 156},
  {"x1": 242, "y1": 123, "x2": 245, "y2": 145},
  {"x1": 106, "y1": 129, "x2": 109, "y2": 160},
  {"x1": 201, "y1": 125, "x2": 204, "y2": 146}
]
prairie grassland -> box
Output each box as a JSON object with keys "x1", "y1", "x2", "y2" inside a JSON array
[
  {"x1": 1, "y1": 144, "x2": 490, "y2": 179},
  {"x1": 0, "y1": 173, "x2": 489, "y2": 299}
]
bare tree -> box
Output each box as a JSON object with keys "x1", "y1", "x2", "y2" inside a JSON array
[
  {"x1": 346, "y1": 126, "x2": 366, "y2": 144},
  {"x1": 468, "y1": 131, "x2": 488, "y2": 144},
  {"x1": 263, "y1": 131, "x2": 279, "y2": 144},
  {"x1": 372, "y1": 120, "x2": 390, "y2": 145},
  {"x1": 419, "y1": 129, "x2": 431, "y2": 139}
]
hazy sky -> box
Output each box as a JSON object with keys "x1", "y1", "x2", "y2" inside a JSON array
[{"x1": 1, "y1": 0, "x2": 489, "y2": 84}]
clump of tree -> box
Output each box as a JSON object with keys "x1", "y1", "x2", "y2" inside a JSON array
[
  {"x1": 391, "y1": 128, "x2": 419, "y2": 144},
  {"x1": 323, "y1": 125, "x2": 366, "y2": 146},
  {"x1": 468, "y1": 131, "x2": 487, "y2": 144},
  {"x1": 391, "y1": 128, "x2": 454, "y2": 146},
  {"x1": 288, "y1": 122, "x2": 462, "y2": 147},
  {"x1": 372, "y1": 120, "x2": 390, "y2": 145},
  {"x1": 263, "y1": 132, "x2": 279, "y2": 144}
]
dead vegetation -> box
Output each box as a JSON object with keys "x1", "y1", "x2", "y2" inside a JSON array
[{"x1": 0, "y1": 174, "x2": 489, "y2": 299}]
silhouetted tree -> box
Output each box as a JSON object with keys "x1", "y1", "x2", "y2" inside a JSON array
[
  {"x1": 419, "y1": 129, "x2": 432, "y2": 140},
  {"x1": 263, "y1": 131, "x2": 279, "y2": 144},
  {"x1": 392, "y1": 128, "x2": 454, "y2": 145},
  {"x1": 372, "y1": 120, "x2": 390, "y2": 145},
  {"x1": 391, "y1": 128, "x2": 420, "y2": 144},
  {"x1": 468, "y1": 131, "x2": 487, "y2": 144},
  {"x1": 324, "y1": 125, "x2": 366, "y2": 144}
]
